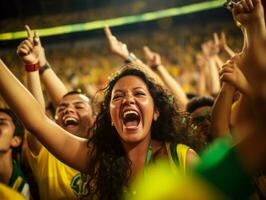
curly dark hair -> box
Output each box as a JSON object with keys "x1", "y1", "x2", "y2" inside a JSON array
[{"x1": 86, "y1": 65, "x2": 188, "y2": 200}]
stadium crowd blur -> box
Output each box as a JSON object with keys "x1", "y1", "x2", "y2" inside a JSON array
[{"x1": 0, "y1": 0, "x2": 243, "y2": 102}]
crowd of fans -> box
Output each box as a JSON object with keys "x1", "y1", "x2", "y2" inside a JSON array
[
  {"x1": 1, "y1": 19, "x2": 242, "y2": 103},
  {"x1": 1, "y1": 0, "x2": 266, "y2": 199}
]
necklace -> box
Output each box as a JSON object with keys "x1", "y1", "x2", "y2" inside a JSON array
[{"x1": 145, "y1": 143, "x2": 153, "y2": 165}]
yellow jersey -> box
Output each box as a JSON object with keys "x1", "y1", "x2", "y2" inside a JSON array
[
  {"x1": 0, "y1": 183, "x2": 26, "y2": 200},
  {"x1": 26, "y1": 146, "x2": 88, "y2": 200}
]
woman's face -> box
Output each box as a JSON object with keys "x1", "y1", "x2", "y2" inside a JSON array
[{"x1": 110, "y1": 75, "x2": 159, "y2": 144}]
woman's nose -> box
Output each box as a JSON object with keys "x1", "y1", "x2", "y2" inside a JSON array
[{"x1": 123, "y1": 94, "x2": 135, "y2": 105}]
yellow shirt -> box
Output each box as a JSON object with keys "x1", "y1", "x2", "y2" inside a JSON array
[
  {"x1": 165, "y1": 143, "x2": 189, "y2": 174},
  {"x1": 26, "y1": 146, "x2": 88, "y2": 200},
  {"x1": 0, "y1": 183, "x2": 26, "y2": 200}
]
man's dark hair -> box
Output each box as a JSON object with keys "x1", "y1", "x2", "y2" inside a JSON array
[
  {"x1": 186, "y1": 96, "x2": 214, "y2": 113},
  {"x1": 62, "y1": 90, "x2": 90, "y2": 99},
  {"x1": 62, "y1": 90, "x2": 94, "y2": 114}
]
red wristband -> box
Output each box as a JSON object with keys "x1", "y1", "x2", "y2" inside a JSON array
[{"x1": 25, "y1": 62, "x2": 41, "y2": 72}]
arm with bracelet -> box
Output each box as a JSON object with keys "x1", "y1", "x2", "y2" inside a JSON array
[
  {"x1": 0, "y1": 59, "x2": 89, "y2": 171},
  {"x1": 17, "y1": 25, "x2": 68, "y2": 107},
  {"x1": 17, "y1": 25, "x2": 48, "y2": 155},
  {"x1": 39, "y1": 61, "x2": 68, "y2": 106}
]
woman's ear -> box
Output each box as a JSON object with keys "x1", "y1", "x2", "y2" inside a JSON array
[
  {"x1": 153, "y1": 108, "x2": 160, "y2": 121},
  {"x1": 10, "y1": 136, "x2": 22, "y2": 148}
]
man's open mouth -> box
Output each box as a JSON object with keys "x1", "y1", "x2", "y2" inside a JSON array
[{"x1": 63, "y1": 117, "x2": 79, "y2": 127}]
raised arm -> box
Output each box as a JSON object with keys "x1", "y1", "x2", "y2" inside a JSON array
[
  {"x1": 143, "y1": 46, "x2": 188, "y2": 110},
  {"x1": 39, "y1": 63, "x2": 68, "y2": 106},
  {"x1": 217, "y1": 32, "x2": 235, "y2": 58},
  {"x1": 20, "y1": 26, "x2": 68, "y2": 106},
  {"x1": 220, "y1": 54, "x2": 253, "y2": 142},
  {"x1": 211, "y1": 60, "x2": 236, "y2": 138},
  {"x1": 201, "y1": 41, "x2": 221, "y2": 96},
  {"x1": 103, "y1": 26, "x2": 164, "y2": 85},
  {"x1": 219, "y1": 57, "x2": 251, "y2": 96},
  {"x1": 232, "y1": 0, "x2": 266, "y2": 49},
  {"x1": 17, "y1": 25, "x2": 46, "y2": 155},
  {"x1": 213, "y1": 33, "x2": 225, "y2": 71},
  {"x1": 0, "y1": 59, "x2": 89, "y2": 172},
  {"x1": 228, "y1": 0, "x2": 266, "y2": 140},
  {"x1": 195, "y1": 53, "x2": 208, "y2": 96}
]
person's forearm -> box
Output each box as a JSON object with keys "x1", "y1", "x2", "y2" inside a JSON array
[
  {"x1": 26, "y1": 70, "x2": 46, "y2": 155},
  {"x1": 0, "y1": 59, "x2": 88, "y2": 171},
  {"x1": 211, "y1": 83, "x2": 235, "y2": 138},
  {"x1": 245, "y1": 22, "x2": 266, "y2": 48},
  {"x1": 128, "y1": 58, "x2": 165, "y2": 86},
  {"x1": 208, "y1": 58, "x2": 221, "y2": 96},
  {"x1": 214, "y1": 55, "x2": 224, "y2": 71},
  {"x1": 0, "y1": 60, "x2": 45, "y2": 129},
  {"x1": 40, "y1": 66, "x2": 68, "y2": 106},
  {"x1": 223, "y1": 45, "x2": 235, "y2": 58},
  {"x1": 156, "y1": 65, "x2": 188, "y2": 110},
  {"x1": 27, "y1": 71, "x2": 45, "y2": 110},
  {"x1": 197, "y1": 68, "x2": 208, "y2": 96}
]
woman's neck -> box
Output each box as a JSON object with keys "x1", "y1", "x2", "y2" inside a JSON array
[{"x1": 122, "y1": 138, "x2": 164, "y2": 181}]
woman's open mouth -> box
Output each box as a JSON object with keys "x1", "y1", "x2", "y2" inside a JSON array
[{"x1": 122, "y1": 110, "x2": 141, "y2": 131}]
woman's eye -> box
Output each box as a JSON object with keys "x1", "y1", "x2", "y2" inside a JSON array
[
  {"x1": 58, "y1": 108, "x2": 64, "y2": 112},
  {"x1": 135, "y1": 91, "x2": 145, "y2": 96},
  {"x1": 76, "y1": 106, "x2": 84, "y2": 109},
  {"x1": 0, "y1": 122, "x2": 7, "y2": 126},
  {"x1": 113, "y1": 94, "x2": 123, "y2": 100}
]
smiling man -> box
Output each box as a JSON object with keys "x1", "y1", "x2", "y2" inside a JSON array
[
  {"x1": 55, "y1": 91, "x2": 94, "y2": 138},
  {"x1": 25, "y1": 91, "x2": 94, "y2": 200}
]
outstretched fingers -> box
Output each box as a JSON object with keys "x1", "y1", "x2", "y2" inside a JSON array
[
  {"x1": 25, "y1": 25, "x2": 34, "y2": 43},
  {"x1": 104, "y1": 25, "x2": 114, "y2": 42},
  {"x1": 143, "y1": 46, "x2": 154, "y2": 60}
]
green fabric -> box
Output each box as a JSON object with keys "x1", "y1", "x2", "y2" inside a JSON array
[
  {"x1": 195, "y1": 136, "x2": 253, "y2": 199},
  {"x1": 8, "y1": 160, "x2": 27, "y2": 193},
  {"x1": 170, "y1": 143, "x2": 179, "y2": 166}
]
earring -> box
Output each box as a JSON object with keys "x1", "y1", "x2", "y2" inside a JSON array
[{"x1": 111, "y1": 121, "x2": 114, "y2": 126}]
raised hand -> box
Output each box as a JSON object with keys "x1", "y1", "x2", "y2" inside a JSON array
[
  {"x1": 232, "y1": 0, "x2": 265, "y2": 27},
  {"x1": 201, "y1": 40, "x2": 219, "y2": 58},
  {"x1": 17, "y1": 25, "x2": 46, "y2": 66},
  {"x1": 214, "y1": 32, "x2": 231, "y2": 52},
  {"x1": 104, "y1": 25, "x2": 129, "y2": 59},
  {"x1": 196, "y1": 53, "x2": 208, "y2": 69},
  {"x1": 142, "y1": 46, "x2": 161, "y2": 69},
  {"x1": 219, "y1": 56, "x2": 250, "y2": 95}
]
